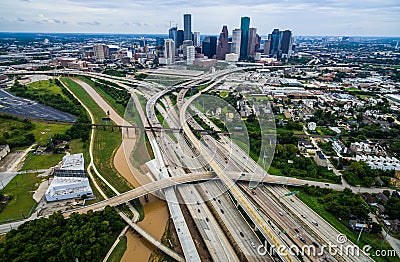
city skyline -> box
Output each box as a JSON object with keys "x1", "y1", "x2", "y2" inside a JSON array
[{"x1": 1, "y1": 0, "x2": 399, "y2": 36}]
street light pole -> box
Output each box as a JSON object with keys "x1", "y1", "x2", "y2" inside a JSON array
[{"x1": 357, "y1": 226, "x2": 365, "y2": 243}]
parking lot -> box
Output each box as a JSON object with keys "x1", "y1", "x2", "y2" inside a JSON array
[{"x1": 0, "y1": 88, "x2": 76, "y2": 122}]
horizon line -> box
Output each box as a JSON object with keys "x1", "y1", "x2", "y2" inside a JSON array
[{"x1": 0, "y1": 31, "x2": 400, "y2": 38}]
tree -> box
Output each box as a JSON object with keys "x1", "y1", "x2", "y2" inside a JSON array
[{"x1": 385, "y1": 197, "x2": 400, "y2": 220}]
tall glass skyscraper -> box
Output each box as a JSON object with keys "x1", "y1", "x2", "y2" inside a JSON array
[
  {"x1": 184, "y1": 14, "x2": 192, "y2": 41},
  {"x1": 239, "y1": 16, "x2": 250, "y2": 59},
  {"x1": 232, "y1": 29, "x2": 242, "y2": 55},
  {"x1": 168, "y1": 27, "x2": 178, "y2": 48},
  {"x1": 202, "y1": 36, "x2": 217, "y2": 59},
  {"x1": 270, "y1": 29, "x2": 282, "y2": 58}
]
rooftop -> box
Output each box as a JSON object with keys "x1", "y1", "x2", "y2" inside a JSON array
[{"x1": 59, "y1": 153, "x2": 84, "y2": 171}]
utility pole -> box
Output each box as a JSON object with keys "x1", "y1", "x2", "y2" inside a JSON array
[{"x1": 357, "y1": 226, "x2": 364, "y2": 243}]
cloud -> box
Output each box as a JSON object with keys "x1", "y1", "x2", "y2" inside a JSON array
[
  {"x1": 0, "y1": 0, "x2": 399, "y2": 35},
  {"x1": 122, "y1": 21, "x2": 149, "y2": 27},
  {"x1": 37, "y1": 14, "x2": 66, "y2": 24},
  {"x1": 77, "y1": 21, "x2": 101, "y2": 26}
]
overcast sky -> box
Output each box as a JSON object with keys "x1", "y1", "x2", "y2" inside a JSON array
[{"x1": 0, "y1": 0, "x2": 399, "y2": 36}]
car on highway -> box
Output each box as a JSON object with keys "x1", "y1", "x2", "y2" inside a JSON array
[
  {"x1": 251, "y1": 190, "x2": 256, "y2": 195},
  {"x1": 312, "y1": 221, "x2": 318, "y2": 226},
  {"x1": 220, "y1": 209, "x2": 224, "y2": 214},
  {"x1": 279, "y1": 212, "x2": 283, "y2": 216},
  {"x1": 299, "y1": 237, "x2": 306, "y2": 244},
  {"x1": 301, "y1": 214, "x2": 306, "y2": 218},
  {"x1": 240, "y1": 232, "x2": 244, "y2": 237},
  {"x1": 251, "y1": 242, "x2": 256, "y2": 248}
]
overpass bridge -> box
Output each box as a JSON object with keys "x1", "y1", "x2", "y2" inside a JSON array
[
  {"x1": 63, "y1": 170, "x2": 348, "y2": 219},
  {"x1": 119, "y1": 212, "x2": 185, "y2": 262}
]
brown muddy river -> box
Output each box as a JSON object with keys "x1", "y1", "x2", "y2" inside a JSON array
[{"x1": 72, "y1": 78, "x2": 169, "y2": 262}]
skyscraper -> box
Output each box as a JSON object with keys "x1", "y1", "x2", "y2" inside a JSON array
[
  {"x1": 202, "y1": 36, "x2": 217, "y2": 59},
  {"x1": 280, "y1": 30, "x2": 293, "y2": 58},
  {"x1": 183, "y1": 40, "x2": 193, "y2": 58},
  {"x1": 270, "y1": 29, "x2": 282, "y2": 58},
  {"x1": 164, "y1": 39, "x2": 175, "y2": 65},
  {"x1": 216, "y1": 25, "x2": 229, "y2": 60},
  {"x1": 239, "y1": 16, "x2": 250, "y2": 59},
  {"x1": 168, "y1": 27, "x2": 178, "y2": 47},
  {"x1": 193, "y1": 32, "x2": 201, "y2": 47},
  {"x1": 231, "y1": 29, "x2": 242, "y2": 55},
  {"x1": 177, "y1": 30, "x2": 184, "y2": 48},
  {"x1": 184, "y1": 14, "x2": 192, "y2": 41},
  {"x1": 263, "y1": 39, "x2": 271, "y2": 55},
  {"x1": 186, "y1": 46, "x2": 195, "y2": 64},
  {"x1": 247, "y1": 27, "x2": 257, "y2": 57},
  {"x1": 93, "y1": 44, "x2": 110, "y2": 61}
]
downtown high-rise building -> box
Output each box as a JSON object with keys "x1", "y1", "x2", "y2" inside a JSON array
[
  {"x1": 164, "y1": 39, "x2": 175, "y2": 64},
  {"x1": 280, "y1": 30, "x2": 293, "y2": 58},
  {"x1": 177, "y1": 30, "x2": 184, "y2": 48},
  {"x1": 269, "y1": 28, "x2": 282, "y2": 58},
  {"x1": 247, "y1": 27, "x2": 257, "y2": 57},
  {"x1": 183, "y1": 40, "x2": 193, "y2": 58},
  {"x1": 268, "y1": 29, "x2": 293, "y2": 59},
  {"x1": 239, "y1": 16, "x2": 250, "y2": 59},
  {"x1": 263, "y1": 39, "x2": 271, "y2": 55},
  {"x1": 216, "y1": 25, "x2": 229, "y2": 60},
  {"x1": 93, "y1": 44, "x2": 110, "y2": 61},
  {"x1": 168, "y1": 27, "x2": 178, "y2": 48},
  {"x1": 186, "y1": 45, "x2": 195, "y2": 64},
  {"x1": 193, "y1": 32, "x2": 201, "y2": 47},
  {"x1": 184, "y1": 14, "x2": 192, "y2": 41},
  {"x1": 202, "y1": 36, "x2": 217, "y2": 59},
  {"x1": 231, "y1": 29, "x2": 242, "y2": 55}
]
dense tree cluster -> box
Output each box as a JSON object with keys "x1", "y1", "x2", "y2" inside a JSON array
[
  {"x1": 0, "y1": 115, "x2": 36, "y2": 148},
  {"x1": 93, "y1": 80, "x2": 130, "y2": 107},
  {"x1": 351, "y1": 124, "x2": 399, "y2": 139},
  {"x1": 385, "y1": 196, "x2": 400, "y2": 220},
  {"x1": 0, "y1": 207, "x2": 125, "y2": 262},
  {"x1": 321, "y1": 188, "x2": 370, "y2": 221},
  {"x1": 11, "y1": 81, "x2": 81, "y2": 116},
  {"x1": 309, "y1": 109, "x2": 338, "y2": 126},
  {"x1": 272, "y1": 144, "x2": 341, "y2": 183},
  {"x1": 277, "y1": 132, "x2": 299, "y2": 145},
  {"x1": 304, "y1": 186, "x2": 370, "y2": 220},
  {"x1": 284, "y1": 120, "x2": 303, "y2": 131},
  {"x1": 244, "y1": 114, "x2": 262, "y2": 160},
  {"x1": 103, "y1": 69, "x2": 127, "y2": 77},
  {"x1": 343, "y1": 161, "x2": 394, "y2": 187}
]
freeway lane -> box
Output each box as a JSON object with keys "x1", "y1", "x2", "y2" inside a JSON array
[
  {"x1": 63, "y1": 172, "x2": 216, "y2": 216},
  {"x1": 179, "y1": 74, "x2": 299, "y2": 262}
]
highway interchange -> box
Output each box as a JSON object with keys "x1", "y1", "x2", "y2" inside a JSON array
[{"x1": 3, "y1": 68, "x2": 386, "y2": 261}]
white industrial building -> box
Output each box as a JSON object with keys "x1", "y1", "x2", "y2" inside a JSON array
[
  {"x1": 54, "y1": 153, "x2": 85, "y2": 177},
  {"x1": 45, "y1": 177, "x2": 93, "y2": 202},
  {"x1": 45, "y1": 153, "x2": 92, "y2": 202}
]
